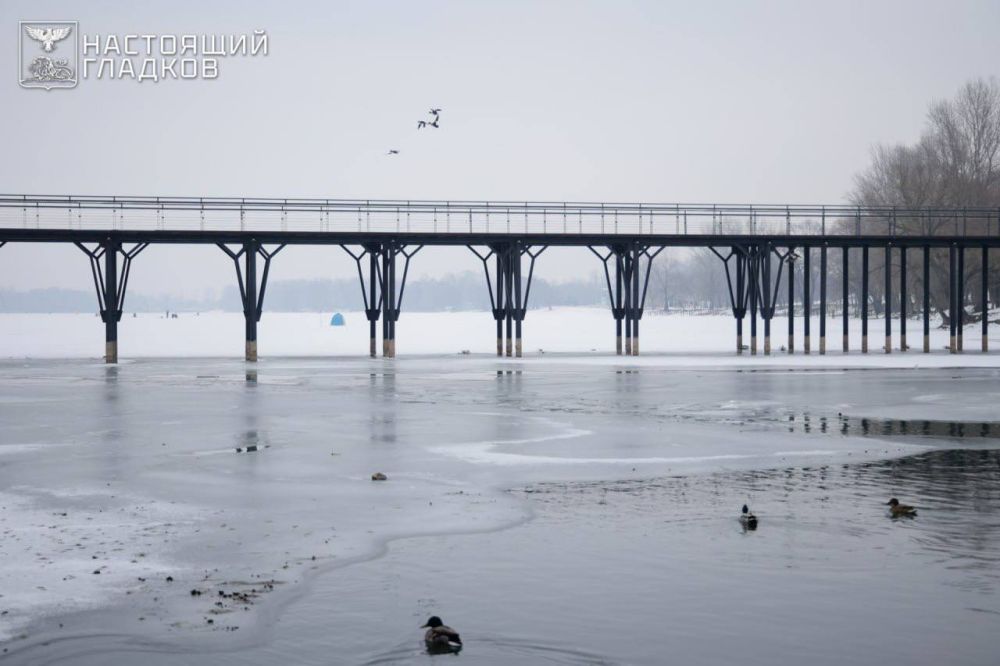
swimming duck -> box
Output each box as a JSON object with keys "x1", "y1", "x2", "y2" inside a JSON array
[
  {"x1": 739, "y1": 504, "x2": 758, "y2": 530},
  {"x1": 886, "y1": 498, "x2": 917, "y2": 517},
  {"x1": 422, "y1": 616, "x2": 462, "y2": 653}
]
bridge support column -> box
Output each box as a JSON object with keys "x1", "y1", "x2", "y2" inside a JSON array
[
  {"x1": 495, "y1": 252, "x2": 504, "y2": 356},
  {"x1": 900, "y1": 247, "x2": 907, "y2": 351},
  {"x1": 614, "y1": 253, "x2": 623, "y2": 355},
  {"x1": 381, "y1": 249, "x2": 390, "y2": 357},
  {"x1": 105, "y1": 243, "x2": 119, "y2": 363},
  {"x1": 245, "y1": 242, "x2": 257, "y2": 361},
  {"x1": 787, "y1": 247, "x2": 795, "y2": 354},
  {"x1": 77, "y1": 239, "x2": 148, "y2": 364},
  {"x1": 820, "y1": 245, "x2": 827, "y2": 354},
  {"x1": 514, "y1": 244, "x2": 523, "y2": 357},
  {"x1": 949, "y1": 244, "x2": 957, "y2": 353},
  {"x1": 220, "y1": 241, "x2": 284, "y2": 362},
  {"x1": 861, "y1": 246, "x2": 869, "y2": 353},
  {"x1": 504, "y1": 249, "x2": 514, "y2": 356},
  {"x1": 923, "y1": 246, "x2": 931, "y2": 353},
  {"x1": 884, "y1": 245, "x2": 892, "y2": 354},
  {"x1": 983, "y1": 247, "x2": 989, "y2": 352},
  {"x1": 368, "y1": 248, "x2": 379, "y2": 357},
  {"x1": 842, "y1": 247, "x2": 850, "y2": 352},
  {"x1": 958, "y1": 246, "x2": 965, "y2": 352},
  {"x1": 757, "y1": 244, "x2": 787, "y2": 356},
  {"x1": 750, "y1": 247, "x2": 759, "y2": 355},
  {"x1": 803, "y1": 247, "x2": 811, "y2": 354},
  {"x1": 763, "y1": 247, "x2": 772, "y2": 355},
  {"x1": 631, "y1": 244, "x2": 641, "y2": 355}
]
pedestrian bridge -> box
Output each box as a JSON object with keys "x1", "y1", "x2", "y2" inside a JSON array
[{"x1": 0, "y1": 194, "x2": 996, "y2": 363}]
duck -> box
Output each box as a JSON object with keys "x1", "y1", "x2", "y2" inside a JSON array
[
  {"x1": 886, "y1": 498, "x2": 917, "y2": 517},
  {"x1": 739, "y1": 504, "x2": 758, "y2": 530},
  {"x1": 422, "y1": 616, "x2": 462, "y2": 653}
]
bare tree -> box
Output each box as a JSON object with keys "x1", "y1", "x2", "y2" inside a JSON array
[{"x1": 850, "y1": 78, "x2": 1000, "y2": 323}]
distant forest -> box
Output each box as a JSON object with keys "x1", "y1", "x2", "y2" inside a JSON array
[{"x1": 0, "y1": 271, "x2": 607, "y2": 313}]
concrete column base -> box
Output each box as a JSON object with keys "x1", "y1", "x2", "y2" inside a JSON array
[
  {"x1": 764, "y1": 337, "x2": 771, "y2": 355},
  {"x1": 369, "y1": 338, "x2": 377, "y2": 358},
  {"x1": 862, "y1": 336, "x2": 868, "y2": 353},
  {"x1": 958, "y1": 335, "x2": 964, "y2": 352},
  {"x1": 497, "y1": 339, "x2": 503, "y2": 356},
  {"x1": 506, "y1": 338, "x2": 512, "y2": 357},
  {"x1": 736, "y1": 334, "x2": 743, "y2": 354},
  {"x1": 633, "y1": 338, "x2": 639, "y2": 356},
  {"x1": 983, "y1": 335, "x2": 989, "y2": 352},
  {"x1": 819, "y1": 337, "x2": 826, "y2": 355},
  {"x1": 804, "y1": 335, "x2": 810, "y2": 354},
  {"x1": 843, "y1": 334, "x2": 849, "y2": 352},
  {"x1": 105, "y1": 341, "x2": 118, "y2": 364},
  {"x1": 788, "y1": 336, "x2": 794, "y2": 354},
  {"x1": 245, "y1": 340, "x2": 257, "y2": 362},
  {"x1": 950, "y1": 335, "x2": 956, "y2": 353},
  {"x1": 885, "y1": 336, "x2": 891, "y2": 353},
  {"x1": 625, "y1": 337, "x2": 632, "y2": 356},
  {"x1": 616, "y1": 336, "x2": 622, "y2": 355},
  {"x1": 515, "y1": 338, "x2": 522, "y2": 358},
  {"x1": 900, "y1": 334, "x2": 907, "y2": 351},
  {"x1": 924, "y1": 335, "x2": 930, "y2": 353},
  {"x1": 750, "y1": 336, "x2": 757, "y2": 355}
]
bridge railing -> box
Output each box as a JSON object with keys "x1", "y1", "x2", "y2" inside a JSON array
[{"x1": 1, "y1": 195, "x2": 998, "y2": 237}]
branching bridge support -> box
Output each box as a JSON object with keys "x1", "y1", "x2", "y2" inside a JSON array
[
  {"x1": 342, "y1": 242, "x2": 422, "y2": 357},
  {"x1": 713, "y1": 246, "x2": 751, "y2": 353},
  {"x1": 590, "y1": 243, "x2": 662, "y2": 356},
  {"x1": 76, "y1": 239, "x2": 148, "y2": 363},
  {"x1": 218, "y1": 241, "x2": 285, "y2": 361},
  {"x1": 469, "y1": 242, "x2": 546, "y2": 357}
]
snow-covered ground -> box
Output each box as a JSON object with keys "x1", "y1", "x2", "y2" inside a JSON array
[{"x1": 1, "y1": 308, "x2": 998, "y2": 367}]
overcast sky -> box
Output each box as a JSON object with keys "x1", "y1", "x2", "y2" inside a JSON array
[{"x1": 2, "y1": 0, "x2": 999, "y2": 299}]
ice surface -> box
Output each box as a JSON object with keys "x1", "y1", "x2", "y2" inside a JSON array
[{"x1": 0, "y1": 351, "x2": 998, "y2": 657}]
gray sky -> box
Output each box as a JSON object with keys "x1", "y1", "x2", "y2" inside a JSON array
[{"x1": 2, "y1": 0, "x2": 999, "y2": 299}]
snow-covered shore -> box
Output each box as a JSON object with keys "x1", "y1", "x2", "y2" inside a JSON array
[{"x1": 1, "y1": 308, "x2": 999, "y2": 367}]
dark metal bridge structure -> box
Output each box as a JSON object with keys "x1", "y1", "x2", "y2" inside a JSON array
[{"x1": 1, "y1": 194, "x2": 997, "y2": 363}]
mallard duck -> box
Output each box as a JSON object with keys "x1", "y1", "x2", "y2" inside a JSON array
[
  {"x1": 886, "y1": 498, "x2": 917, "y2": 517},
  {"x1": 739, "y1": 504, "x2": 758, "y2": 530},
  {"x1": 422, "y1": 616, "x2": 462, "y2": 653}
]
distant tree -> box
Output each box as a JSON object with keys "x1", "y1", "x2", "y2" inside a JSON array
[{"x1": 849, "y1": 78, "x2": 1000, "y2": 323}]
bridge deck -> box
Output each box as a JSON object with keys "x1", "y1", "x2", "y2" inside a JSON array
[{"x1": 1, "y1": 195, "x2": 999, "y2": 244}]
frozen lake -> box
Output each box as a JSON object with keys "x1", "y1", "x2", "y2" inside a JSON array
[{"x1": 1, "y1": 356, "x2": 999, "y2": 664}]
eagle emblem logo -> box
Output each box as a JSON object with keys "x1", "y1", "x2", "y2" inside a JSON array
[
  {"x1": 19, "y1": 20, "x2": 79, "y2": 90},
  {"x1": 24, "y1": 25, "x2": 73, "y2": 52}
]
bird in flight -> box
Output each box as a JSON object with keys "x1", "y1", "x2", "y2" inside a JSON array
[
  {"x1": 387, "y1": 149, "x2": 399, "y2": 155},
  {"x1": 417, "y1": 108, "x2": 442, "y2": 129},
  {"x1": 24, "y1": 25, "x2": 72, "y2": 52}
]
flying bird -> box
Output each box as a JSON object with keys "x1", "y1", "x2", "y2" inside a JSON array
[
  {"x1": 429, "y1": 108, "x2": 442, "y2": 115},
  {"x1": 24, "y1": 25, "x2": 72, "y2": 52},
  {"x1": 387, "y1": 150, "x2": 399, "y2": 155},
  {"x1": 417, "y1": 120, "x2": 427, "y2": 129},
  {"x1": 428, "y1": 118, "x2": 440, "y2": 128}
]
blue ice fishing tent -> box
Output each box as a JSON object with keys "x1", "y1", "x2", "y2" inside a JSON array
[{"x1": 330, "y1": 312, "x2": 346, "y2": 326}]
